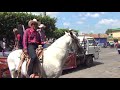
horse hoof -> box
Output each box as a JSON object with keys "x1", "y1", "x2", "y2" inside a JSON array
[
  {"x1": 34, "y1": 75, "x2": 40, "y2": 78},
  {"x1": 30, "y1": 74, "x2": 35, "y2": 78}
]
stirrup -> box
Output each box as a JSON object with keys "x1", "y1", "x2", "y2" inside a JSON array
[{"x1": 15, "y1": 70, "x2": 21, "y2": 78}]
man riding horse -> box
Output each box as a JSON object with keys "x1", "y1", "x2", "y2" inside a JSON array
[{"x1": 17, "y1": 19, "x2": 44, "y2": 78}]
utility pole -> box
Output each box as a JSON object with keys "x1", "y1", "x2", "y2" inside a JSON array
[
  {"x1": 43, "y1": 12, "x2": 46, "y2": 17},
  {"x1": 98, "y1": 33, "x2": 100, "y2": 44}
]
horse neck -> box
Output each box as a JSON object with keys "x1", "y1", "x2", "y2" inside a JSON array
[
  {"x1": 47, "y1": 35, "x2": 72, "y2": 66},
  {"x1": 50, "y1": 35, "x2": 72, "y2": 50}
]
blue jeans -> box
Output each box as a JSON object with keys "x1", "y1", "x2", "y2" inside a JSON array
[
  {"x1": 27, "y1": 43, "x2": 38, "y2": 76},
  {"x1": 41, "y1": 44, "x2": 47, "y2": 48}
]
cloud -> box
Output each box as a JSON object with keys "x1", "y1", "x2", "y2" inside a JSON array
[
  {"x1": 85, "y1": 12, "x2": 100, "y2": 18},
  {"x1": 62, "y1": 17, "x2": 66, "y2": 20},
  {"x1": 99, "y1": 12, "x2": 106, "y2": 14},
  {"x1": 80, "y1": 17, "x2": 86, "y2": 20},
  {"x1": 98, "y1": 19, "x2": 119, "y2": 25},
  {"x1": 79, "y1": 13, "x2": 83, "y2": 17},
  {"x1": 63, "y1": 22, "x2": 70, "y2": 27},
  {"x1": 46, "y1": 12, "x2": 60, "y2": 17},
  {"x1": 78, "y1": 12, "x2": 105, "y2": 20},
  {"x1": 30, "y1": 12, "x2": 43, "y2": 15},
  {"x1": 97, "y1": 19, "x2": 120, "y2": 31},
  {"x1": 77, "y1": 16, "x2": 86, "y2": 25},
  {"x1": 30, "y1": 12, "x2": 60, "y2": 17},
  {"x1": 76, "y1": 21, "x2": 84, "y2": 24}
]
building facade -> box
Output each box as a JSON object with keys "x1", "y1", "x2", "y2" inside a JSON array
[
  {"x1": 85, "y1": 34, "x2": 108, "y2": 44},
  {"x1": 108, "y1": 28, "x2": 120, "y2": 43}
]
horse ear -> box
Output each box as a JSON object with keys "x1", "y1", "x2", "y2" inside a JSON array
[
  {"x1": 65, "y1": 31, "x2": 68, "y2": 34},
  {"x1": 69, "y1": 30, "x2": 73, "y2": 37}
]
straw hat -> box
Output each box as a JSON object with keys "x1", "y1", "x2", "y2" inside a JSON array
[
  {"x1": 38, "y1": 24, "x2": 46, "y2": 28},
  {"x1": 28, "y1": 19, "x2": 41, "y2": 27},
  {"x1": 13, "y1": 28, "x2": 18, "y2": 32}
]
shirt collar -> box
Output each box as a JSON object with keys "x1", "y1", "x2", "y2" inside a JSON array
[{"x1": 30, "y1": 27, "x2": 35, "y2": 32}]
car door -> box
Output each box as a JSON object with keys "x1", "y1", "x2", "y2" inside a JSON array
[
  {"x1": 87, "y1": 38, "x2": 99, "y2": 59},
  {"x1": 93, "y1": 39, "x2": 99, "y2": 59}
]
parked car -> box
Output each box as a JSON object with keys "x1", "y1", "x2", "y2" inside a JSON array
[{"x1": 109, "y1": 41, "x2": 114, "y2": 48}]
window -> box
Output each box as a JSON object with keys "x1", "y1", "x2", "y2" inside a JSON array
[{"x1": 88, "y1": 39, "x2": 96, "y2": 46}]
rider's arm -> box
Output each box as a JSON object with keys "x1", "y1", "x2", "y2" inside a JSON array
[
  {"x1": 37, "y1": 32, "x2": 41, "y2": 45},
  {"x1": 17, "y1": 34, "x2": 20, "y2": 41}
]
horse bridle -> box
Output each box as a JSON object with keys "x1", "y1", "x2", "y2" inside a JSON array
[{"x1": 69, "y1": 32, "x2": 82, "y2": 53}]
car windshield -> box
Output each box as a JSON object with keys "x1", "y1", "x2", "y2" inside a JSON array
[{"x1": 88, "y1": 39, "x2": 96, "y2": 46}]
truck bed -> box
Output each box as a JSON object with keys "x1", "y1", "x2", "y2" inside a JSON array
[{"x1": 0, "y1": 57, "x2": 11, "y2": 78}]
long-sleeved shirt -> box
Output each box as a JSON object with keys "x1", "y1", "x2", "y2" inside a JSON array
[
  {"x1": 16, "y1": 34, "x2": 21, "y2": 41},
  {"x1": 23, "y1": 28, "x2": 41, "y2": 49},
  {"x1": 37, "y1": 29, "x2": 46, "y2": 44}
]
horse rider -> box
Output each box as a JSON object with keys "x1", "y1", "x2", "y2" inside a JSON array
[
  {"x1": 37, "y1": 24, "x2": 46, "y2": 48},
  {"x1": 22, "y1": 19, "x2": 41, "y2": 78}
]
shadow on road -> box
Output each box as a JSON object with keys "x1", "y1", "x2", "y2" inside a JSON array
[{"x1": 62, "y1": 61, "x2": 104, "y2": 75}]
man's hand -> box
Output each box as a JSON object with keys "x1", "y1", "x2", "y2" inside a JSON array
[{"x1": 23, "y1": 49, "x2": 28, "y2": 55}]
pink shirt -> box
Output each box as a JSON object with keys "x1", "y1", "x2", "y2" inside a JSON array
[
  {"x1": 17, "y1": 34, "x2": 20, "y2": 41},
  {"x1": 23, "y1": 28, "x2": 41, "y2": 49}
]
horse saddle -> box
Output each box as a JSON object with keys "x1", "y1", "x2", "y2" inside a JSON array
[{"x1": 17, "y1": 46, "x2": 44, "y2": 78}]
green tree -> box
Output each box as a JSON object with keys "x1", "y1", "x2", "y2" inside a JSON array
[
  {"x1": 105, "y1": 29, "x2": 112, "y2": 35},
  {"x1": 53, "y1": 28, "x2": 79, "y2": 39}
]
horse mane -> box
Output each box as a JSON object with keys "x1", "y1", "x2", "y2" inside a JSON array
[{"x1": 48, "y1": 34, "x2": 68, "y2": 48}]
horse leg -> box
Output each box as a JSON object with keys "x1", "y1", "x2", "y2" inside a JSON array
[
  {"x1": 54, "y1": 69, "x2": 63, "y2": 78},
  {"x1": 32, "y1": 59, "x2": 41, "y2": 78},
  {"x1": 10, "y1": 69, "x2": 18, "y2": 78},
  {"x1": 7, "y1": 58, "x2": 17, "y2": 78}
]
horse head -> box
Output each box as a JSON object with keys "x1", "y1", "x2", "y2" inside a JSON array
[{"x1": 65, "y1": 30, "x2": 84, "y2": 54}]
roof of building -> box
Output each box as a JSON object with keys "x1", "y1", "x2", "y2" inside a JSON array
[
  {"x1": 84, "y1": 34, "x2": 108, "y2": 38},
  {"x1": 109, "y1": 28, "x2": 120, "y2": 32}
]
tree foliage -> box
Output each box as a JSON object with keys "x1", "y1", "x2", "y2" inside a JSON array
[
  {"x1": 53, "y1": 28, "x2": 79, "y2": 39},
  {"x1": 105, "y1": 29, "x2": 112, "y2": 35}
]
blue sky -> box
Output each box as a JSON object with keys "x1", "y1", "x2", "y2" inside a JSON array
[{"x1": 31, "y1": 12, "x2": 120, "y2": 34}]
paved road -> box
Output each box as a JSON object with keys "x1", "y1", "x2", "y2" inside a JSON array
[{"x1": 60, "y1": 48, "x2": 120, "y2": 78}]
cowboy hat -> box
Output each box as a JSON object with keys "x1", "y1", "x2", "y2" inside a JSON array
[
  {"x1": 39, "y1": 24, "x2": 46, "y2": 28},
  {"x1": 13, "y1": 28, "x2": 18, "y2": 32},
  {"x1": 28, "y1": 19, "x2": 41, "y2": 27}
]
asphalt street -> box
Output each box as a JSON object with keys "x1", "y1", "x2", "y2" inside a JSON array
[{"x1": 60, "y1": 48, "x2": 120, "y2": 78}]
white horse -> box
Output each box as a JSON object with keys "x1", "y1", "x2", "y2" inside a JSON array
[{"x1": 7, "y1": 31, "x2": 81, "y2": 78}]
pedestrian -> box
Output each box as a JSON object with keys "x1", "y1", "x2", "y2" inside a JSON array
[
  {"x1": 13, "y1": 28, "x2": 20, "y2": 50},
  {"x1": 2, "y1": 38, "x2": 6, "y2": 56},
  {"x1": 16, "y1": 22, "x2": 25, "y2": 49}
]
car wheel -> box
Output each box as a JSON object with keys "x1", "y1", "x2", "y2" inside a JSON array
[{"x1": 85, "y1": 56, "x2": 93, "y2": 67}]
